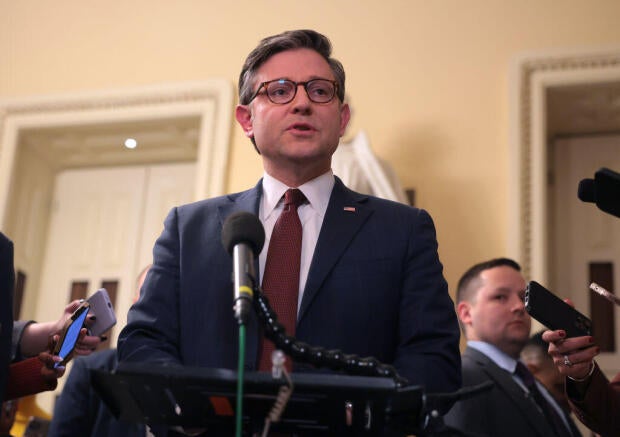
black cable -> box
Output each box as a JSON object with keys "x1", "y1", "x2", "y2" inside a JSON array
[{"x1": 253, "y1": 287, "x2": 409, "y2": 388}]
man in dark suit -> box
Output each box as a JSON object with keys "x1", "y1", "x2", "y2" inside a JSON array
[
  {"x1": 118, "y1": 28, "x2": 460, "y2": 415},
  {"x1": 444, "y1": 258, "x2": 581, "y2": 437}
]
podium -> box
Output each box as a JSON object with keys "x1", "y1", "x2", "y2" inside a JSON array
[{"x1": 91, "y1": 362, "x2": 424, "y2": 436}]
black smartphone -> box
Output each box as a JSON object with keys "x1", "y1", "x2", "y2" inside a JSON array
[
  {"x1": 524, "y1": 280, "x2": 592, "y2": 337},
  {"x1": 53, "y1": 302, "x2": 90, "y2": 367}
]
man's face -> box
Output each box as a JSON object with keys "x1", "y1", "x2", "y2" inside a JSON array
[
  {"x1": 235, "y1": 48, "x2": 350, "y2": 181},
  {"x1": 459, "y1": 265, "x2": 531, "y2": 357}
]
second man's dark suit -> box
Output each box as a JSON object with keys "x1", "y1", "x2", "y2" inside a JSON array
[{"x1": 118, "y1": 177, "x2": 461, "y2": 393}]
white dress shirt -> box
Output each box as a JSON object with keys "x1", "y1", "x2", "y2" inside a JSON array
[{"x1": 259, "y1": 171, "x2": 334, "y2": 312}]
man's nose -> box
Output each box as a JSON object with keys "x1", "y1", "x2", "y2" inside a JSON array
[
  {"x1": 291, "y1": 84, "x2": 312, "y2": 107},
  {"x1": 512, "y1": 296, "x2": 526, "y2": 311}
]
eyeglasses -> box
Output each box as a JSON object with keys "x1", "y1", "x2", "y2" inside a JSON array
[{"x1": 249, "y1": 78, "x2": 339, "y2": 104}]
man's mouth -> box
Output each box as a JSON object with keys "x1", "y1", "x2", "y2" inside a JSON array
[{"x1": 289, "y1": 123, "x2": 314, "y2": 131}]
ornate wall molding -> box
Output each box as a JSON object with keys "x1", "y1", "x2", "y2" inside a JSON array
[
  {"x1": 511, "y1": 49, "x2": 620, "y2": 280},
  {"x1": 0, "y1": 80, "x2": 234, "y2": 226}
]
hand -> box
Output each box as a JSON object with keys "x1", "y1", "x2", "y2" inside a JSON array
[
  {"x1": 542, "y1": 329, "x2": 599, "y2": 380},
  {"x1": 38, "y1": 340, "x2": 65, "y2": 391},
  {"x1": 74, "y1": 326, "x2": 101, "y2": 356},
  {"x1": 38, "y1": 352, "x2": 64, "y2": 387},
  {"x1": 56, "y1": 301, "x2": 103, "y2": 355}
]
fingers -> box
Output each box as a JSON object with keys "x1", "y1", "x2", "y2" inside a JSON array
[
  {"x1": 542, "y1": 329, "x2": 564, "y2": 344},
  {"x1": 39, "y1": 355, "x2": 63, "y2": 389},
  {"x1": 85, "y1": 313, "x2": 97, "y2": 329},
  {"x1": 65, "y1": 299, "x2": 83, "y2": 314},
  {"x1": 38, "y1": 351, "x2": 57, "y2": 368},
  {"x1": 552, "y1": 347, "x2": 598, "y2": 379},
  {"x1": 543, "y1": 331, "x2": 599, "y2": 379},
  {"x1": 46, "y1": 334, "x2": 59, "y2": 354},
  {"x1": 74, "y1": 328, "x2": 101, "y2": 355}
]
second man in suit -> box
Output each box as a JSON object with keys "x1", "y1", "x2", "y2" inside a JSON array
[{"x1": 444, "y1": 258, "x2": 581, "y2": 437}]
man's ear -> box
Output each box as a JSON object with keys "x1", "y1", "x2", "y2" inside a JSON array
[
  {"x1": 235, "y1": 105, "x2": 254, "y2": 139},
  {"x1": 456, "y1": 301, "x2": 472, "y2": 327},
  {"x1": 338, "y1": 103, "x2": 351, "y2": 137}
]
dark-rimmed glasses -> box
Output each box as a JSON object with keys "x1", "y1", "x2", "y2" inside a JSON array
[{"x1": 249, "y1": 79, "x2": 338, "y2": 104}]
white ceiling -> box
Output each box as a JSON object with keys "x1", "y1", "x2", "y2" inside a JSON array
[{"x1": 19, "y1": 116, "x2": 201, "y2": 170}]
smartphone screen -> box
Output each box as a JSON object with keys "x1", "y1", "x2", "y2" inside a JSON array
[{"x1": 54, "y1": 306, "x2": 89, "y2": 368}]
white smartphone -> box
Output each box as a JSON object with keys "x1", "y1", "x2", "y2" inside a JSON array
[{"x1": 86, "y1": 288, "x2": 117, "y2": 336}]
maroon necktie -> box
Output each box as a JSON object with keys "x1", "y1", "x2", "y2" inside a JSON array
[
  {"x1": 514, "y1": 362, "x2": 575, "y2": 437},
  {"x1": 258, "y1": 189, "x2": 306, "y2": 372}
]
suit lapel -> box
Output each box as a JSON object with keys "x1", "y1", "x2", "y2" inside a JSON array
[
  {"x1": 465, "y1": 347, "x2": 559, "y2": 437},
  {"x1": 298, "y1": 178, "x2": 372, "y2": 322},
  {"x1": 216, "y1": 179, "x2": 263, "y2": 224}
]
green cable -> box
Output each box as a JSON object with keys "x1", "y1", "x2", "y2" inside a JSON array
[{"x1": 236, "y1": 323, "x2": 246, "y2": 437}]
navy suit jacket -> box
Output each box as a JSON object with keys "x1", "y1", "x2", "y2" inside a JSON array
[{"x1": 118, "y1": 177, "x2": 461, "y2": 393}]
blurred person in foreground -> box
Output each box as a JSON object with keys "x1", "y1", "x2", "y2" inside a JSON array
[
  {"x1": 48, "y1": 266, "x2": 151, "y2": 437},
  {"x1": 1, "y1": 232, "x2": 99, "y2": 403}
]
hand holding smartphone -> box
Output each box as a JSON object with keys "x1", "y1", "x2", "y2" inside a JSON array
[
  {"x1": 53, "y1": 302, "x2": 90, "y2": 368},
  {"x1": 524, "y1": 280, "x2": 592, "y2": 337}
]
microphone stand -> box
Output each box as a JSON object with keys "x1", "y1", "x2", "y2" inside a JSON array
[
  {"x1": 252, "y1": 284, "x2": 495, "y2": 436},
  {"x1": 253, "y1": 286, "x2": 408, "y2": 386},
  {"x1": 235, "y1": 321, "x2": 246, "y2": 437},
  {"x1": 233, "y1": 275, "x2": 258, "y2": 437}
]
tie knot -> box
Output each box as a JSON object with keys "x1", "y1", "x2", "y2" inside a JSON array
[
  {"x1": 515, "y1": 361, "x2": 535, "y2": 388},
  {"x1": 284, "y1": 189, "x2": 306, "y2": 208}
]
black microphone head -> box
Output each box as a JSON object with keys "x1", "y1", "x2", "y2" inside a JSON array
[
  {"x1": 594, "y1": 167, "x2": 620, "y2": 218},
  {"x1": 577, "y1": 178, "x2": 595, "y2": 203},
  {"x1": 221, "y1": 212, "x2": 265, "y2": 256}
]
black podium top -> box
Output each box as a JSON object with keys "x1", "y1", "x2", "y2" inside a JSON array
[{"x1": 91, "y1": 362, "x2": 423, "y2": 436}]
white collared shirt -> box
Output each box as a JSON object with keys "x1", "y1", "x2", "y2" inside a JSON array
[{"x1": 259, "y1": 171, "x2": 334, "y2": 311}]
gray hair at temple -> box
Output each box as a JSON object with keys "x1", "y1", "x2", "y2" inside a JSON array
[{"x1": 238, "y1": 29, "x2": 346, "y2": 105}]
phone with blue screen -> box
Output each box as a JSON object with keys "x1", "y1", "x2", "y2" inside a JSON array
[{"x1": 53, "y1": 302, "x2": 90, "y2": 368}]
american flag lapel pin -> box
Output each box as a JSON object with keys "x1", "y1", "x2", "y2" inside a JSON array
[{"x1": 343, "y1": 206, "x2": 356, "y2": 212}]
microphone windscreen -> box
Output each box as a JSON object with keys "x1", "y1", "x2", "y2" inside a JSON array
[
  {"x1": 594, "y1": 168, "x2": 620, "y2": 219},
  {"x1": 221, "y1": 212, "x2": 265, "y2": 256},
  {"x1": 577, "y1": 178, "x2": 595, "y2": 203}
]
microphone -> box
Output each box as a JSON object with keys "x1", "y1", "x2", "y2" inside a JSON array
[
  {"x1": 577, "y1": 167, "x2": 620, "y2": 219},
  {"x1": 221, "y1": 212, "x2": 265, "y2": 324}
]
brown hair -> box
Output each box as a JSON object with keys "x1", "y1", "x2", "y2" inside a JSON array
[{"x1": 238, "y1": 29, "x2": 346, "y2": 105}]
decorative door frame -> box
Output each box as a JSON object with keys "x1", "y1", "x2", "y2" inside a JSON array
[
  {"x1": 509, "y1": 48, "x2": 620, "y2": 283},
  {"x1": 0, "y1": 80, "x2": 234, "y2": 227}
]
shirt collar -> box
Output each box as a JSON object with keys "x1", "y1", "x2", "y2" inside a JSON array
[
  {"x1": 468, "y1": 340, "x2": 520, "y2": 374},
  {"x1": 261, "y1": 171, "x2": 334, "y2": 219}
]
